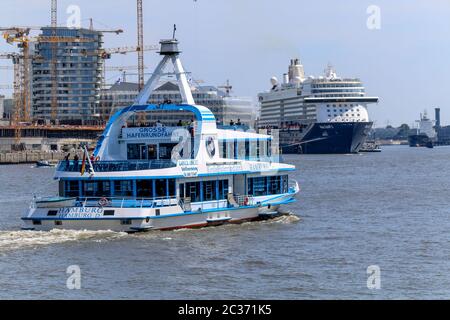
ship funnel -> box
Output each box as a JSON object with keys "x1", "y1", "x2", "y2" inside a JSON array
[{"x1": 288, "y1": 58, "x2": 305, "y2": 84}]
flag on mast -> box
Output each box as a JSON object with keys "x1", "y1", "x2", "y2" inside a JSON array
[
  {"x1": 80, "y1": 148, "x2": 87, "y2": 176},
  {"x1": 86, "y1": 146, "x2": 95, "y2": 176}
]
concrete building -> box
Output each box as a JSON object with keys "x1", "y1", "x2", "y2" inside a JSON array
[
  {"x1": 0, "y1": 95, "x2": 4, "y2": 119},
  {"x1": 32, "y1": 27, "x2": 103, "y2": 125},
  {"x1": 0, "y1": 96, "x2": 13, "y2": 124},
  {"x1": 100, "y1": 81, "x2": 256, "y2": 126}
]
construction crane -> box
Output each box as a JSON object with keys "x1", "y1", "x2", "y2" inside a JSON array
[
  {"x1": 49, "y1": 0, "x2": 123, "y2": 121},
  {"x1": 1, "y1": 27, "x2": 32, "y2": 125},
  {"x1": 50, "y1": 0, "x2": 58, "y2": 121},
  {"x1": 218, "y1": 79, "x2": 233, "y2": 96},
  {"x1": 90, "y1": 46, "x2": 157, "y2": 88},
  {"x1": 0, "y1": 50, "x2": 25, "y2": 146},
  {"x1": 137, "y1": 0, "x2": 145, "y2": 91}
]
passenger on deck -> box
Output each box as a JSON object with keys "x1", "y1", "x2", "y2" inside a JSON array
[
  {"x1": 64, "y1": 153, "x2": 70, "y2": 169},
  {"x1": 230, "y1": 120, "x2": 235, "y2": 126},
  {"x1": 177, "y1": 120, "x2": 183, "y2": 127},
  {"x1": 73, "y1": 154, "x2": 79, "y2": 170},
  {"x1": 156, "y1": 120, "x2": 163, "y2": 127},
  {"x1": 236, "y1": 119, "x2": 242, "y2": 126}
]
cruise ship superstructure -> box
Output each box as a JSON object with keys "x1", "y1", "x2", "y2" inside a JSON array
[
  {"x1": 258, "y1": 59, "x2": 379, "y2": 154},
  {"x1": 21, "y1": 38, "x2": 299, "y2": 232}
]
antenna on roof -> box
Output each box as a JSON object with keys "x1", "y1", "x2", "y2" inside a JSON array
[{"x1": 172, "y1": 24, "x2": 177, "y2": 39}]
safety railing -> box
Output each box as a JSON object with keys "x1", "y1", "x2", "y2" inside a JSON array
[
  {"x1": 73, "y1": 196, "x2": 180, "y2": 209},
  {"x1": 288, "y1": 180, "x2": 300, "y2": 194},
  {"x1": 56, "y1": 160, "x2": 177, "y2": 173}
]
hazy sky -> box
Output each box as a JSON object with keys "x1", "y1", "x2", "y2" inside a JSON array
[{"x1": 1, "y1": 0, "x2": 449, "y2": 127}]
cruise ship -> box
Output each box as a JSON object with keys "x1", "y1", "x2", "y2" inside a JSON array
[
  {"x1": 258, "y1": 59, "x2": 379, "y2": 154},
  {"x1": 21, "y1": 38, "x2": 299, "y2": 232}
]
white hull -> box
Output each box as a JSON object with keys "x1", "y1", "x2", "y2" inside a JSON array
[{"x1": 22, "y1": 195, "x2": 292, "y2": 233}]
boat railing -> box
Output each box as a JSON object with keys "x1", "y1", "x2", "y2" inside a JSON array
[
  {"x1": 74, "y1": 196, "x2": 179, "y2": 209},
  {"x1": 288, "y1": 180, "x2": 300, "y2": 194},
  {"x1": 233, "y1": 195, "x2": 255, "y2": 207},
  {"x1": 56, "y1": 160, "x2": 177, "y2": 172}
]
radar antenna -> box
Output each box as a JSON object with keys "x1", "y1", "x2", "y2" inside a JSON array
[{"x1": 172, "y1": 24, "x2": 177, "y2": 40}]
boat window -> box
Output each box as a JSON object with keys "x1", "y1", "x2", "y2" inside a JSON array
[
  {"x1": 64, "y1": 181, "x2": 80, "y2": 197},
  {"x1": 185, "y1": 182, "x2": 201, "y2": 202},
  {"x1": 82, "y1": 181, "x2": 111, "y2": 197},
  {"x1": 203, "y1": 180, "x2": 216, "y2": 201},
  {"x1": 114, "y1": 180, "x2": 133, "y2": 197},
  {"x1": 136, "y1": 180, "x2": 153, "y2": 198},
  {"x1": 248, "y1": 175, "x2": 289, "y2": 196},
  {"x1": 218, "y1": 180, "x2": 229, "y2": 200},
  {"x1": 159, "y1": 143, "x2": 177, "y2": 160},
  {"x1": 269, "y1": 176, "x2": 282, "y2": 195},
  {"x1": 282, "y1": 175, "x2": 289, "y2": 193},
  {"x1": 155, "y1": 179, "x2": 167, "y2": 198},
  {"x1": 248, "y1": 177, "x2": 267, "y2": 196},
  {"x1": 148, "y1": 144, "x2": 157, "y2": 160},
  {"x1": 168, "y1": 179, "x2": 176, "y2": 197},
  {"x1": 245, "y1": 140, "x2": 250, "y2": 160},
  {"x1": 127, "y1": 144, "x2": 145, "y2": 160},
  {"x1": 220, "y1": 141, "x2": 227, "y2": 158},
  {"x1": 179, "y1": 183, "x2": 185, "y2": 198}
]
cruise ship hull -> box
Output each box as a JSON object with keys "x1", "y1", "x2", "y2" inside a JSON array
[{"x1": 280, "y1": 122, "x2": 373, "y2": 154}]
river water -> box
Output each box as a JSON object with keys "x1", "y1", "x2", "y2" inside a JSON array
[{"x1": 0, "y1": 146, "x2": 449, "y2": 299}]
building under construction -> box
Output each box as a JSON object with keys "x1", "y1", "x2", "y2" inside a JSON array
[
  {"x1": 100, "y1": 81, "x2": 256, "y2": 127},
  {"x1": 32, "y1": 27, "x2": 104, "y2": 125}
]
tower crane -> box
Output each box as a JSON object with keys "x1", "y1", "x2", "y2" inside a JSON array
[{"x1": 137, "y1": 0, "x2": 145, "y2": 91}]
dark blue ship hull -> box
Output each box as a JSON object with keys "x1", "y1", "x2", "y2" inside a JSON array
[
  {"x1": 280, "y1": 122, "x2": 373, "y2": 154},
  {"x1": 408, "y1": 134, "x2": 433, "y2": 148}
]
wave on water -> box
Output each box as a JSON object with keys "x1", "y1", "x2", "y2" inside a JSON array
[
  {"x1": 267, "y1": 214, "x2": 301, "y2": 224},
  {"x1": 0, "y1": 229, "x2": 127, "y2": 253}
]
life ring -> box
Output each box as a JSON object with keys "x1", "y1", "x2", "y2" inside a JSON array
[{"x1": 98, "y1": 197, "x2": 109, "y2": 207}]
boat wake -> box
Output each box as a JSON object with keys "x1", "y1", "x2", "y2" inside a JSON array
[
  {"x1": 0, "y1": 229, "x2": 127, "y2": 253},
  {"x1": 265, "y1": 214, "x2": 301, "y2": 224}
]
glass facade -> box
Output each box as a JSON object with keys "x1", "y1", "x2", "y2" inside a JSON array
[{"x1": 32, "y1": 27, "x2": 103, "y2": 124}]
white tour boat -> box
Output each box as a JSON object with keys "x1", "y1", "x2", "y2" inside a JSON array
[{"x1": 22, "y1": 38, "x2": 300, "y2": 232}]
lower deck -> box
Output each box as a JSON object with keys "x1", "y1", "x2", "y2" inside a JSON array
[{"x1": 23, "y1": 173, "x2": 299, "y2": 232}]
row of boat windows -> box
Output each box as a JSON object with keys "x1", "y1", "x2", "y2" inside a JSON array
[
  {"x1": 63, "y1": 179, "x2": 176, "y2": 198},
  {"x1": 311, "y1": 83, "x2": 362, "y2": 88},
  {"x1": 220, "y1": 141, "x2": 271, "y2": 160},
  {"x1": 248, "y1": 176, "x2": 289, "y2": 196},
  {"x1": 127, "y1": 141, "x2": 273, "y2": 161},
  {"x1": 180, "y1": 180, "x2": 230, "y2": 203},
  {"x1": 62, "y1": 176, "x2": 289, "y2": 200},
  {"x1": 127, "y1": 143, "x2": 180, "y2": 160},
  {"x1": 327, "y1": 104, "x2": 359, "y2": 108},
  {"x1": 329, "y1": 114, "x2": 361, "y2": 117},
  {"x1": 312, "y1": 89, "x2": 365, "y2": 93}
]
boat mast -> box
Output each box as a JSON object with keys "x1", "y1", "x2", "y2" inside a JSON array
[{"x1": 133, "y1": 27, "x2": 195, "y2": 106}]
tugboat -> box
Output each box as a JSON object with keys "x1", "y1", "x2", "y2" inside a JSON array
[{"x1": 21, "y1": 38, "x2": 300, "y2": 232}]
